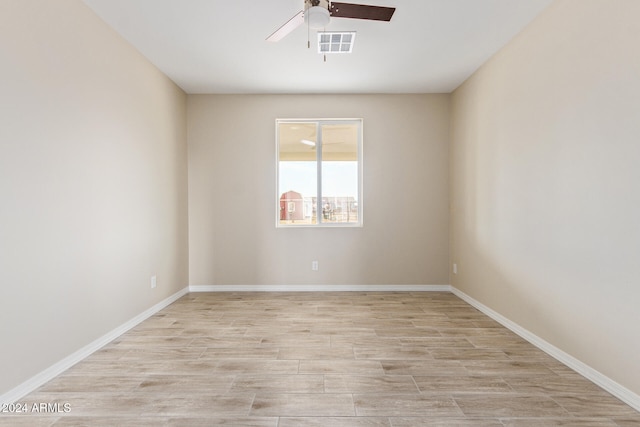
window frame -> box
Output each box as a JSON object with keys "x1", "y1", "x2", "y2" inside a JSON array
[{"x1": 276, "y1": 118, "x2": 363, "y2": 228}]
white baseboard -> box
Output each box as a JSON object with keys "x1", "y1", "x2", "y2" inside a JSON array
[
  {"x1": 450, "y1": 286, "x2": 640, "y2": 412},
  {"x1": 189, "y1": 284, "x2": 452, "y2": 292},
  {"x1": 0, "y1": 286, "x2": 189, "y2": 406}
]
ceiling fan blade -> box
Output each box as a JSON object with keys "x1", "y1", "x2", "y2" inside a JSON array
[
  {"x1": 329, "y1": 2, "x2": 395, "y2": 21},
  {"x1": 266, "y1": 10, "x2": 305, "y2": 42}
]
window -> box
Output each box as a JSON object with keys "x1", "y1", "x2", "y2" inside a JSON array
[{"x1": 277, "y1": 119, "x2": 362, "y2": 227}]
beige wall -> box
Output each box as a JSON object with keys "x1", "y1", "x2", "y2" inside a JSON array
[
  {"x1": 188, "y1": 94, "x2": 449, "y2": 286},
  {"x1": 450, "y1": 0, "x2": 640, "y2": 395},
  {"x1": 0, "y1": 0, "x2": 188, "y2": 395}
]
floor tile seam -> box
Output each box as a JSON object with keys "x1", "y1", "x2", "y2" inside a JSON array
[
  {"x1": 191, "y1": 347, "x2": 207, "y2": 359},
  {"x1": 353, "y1": 393, "x2": 468, "y2": 418},
  {"x1": 499, "y1": 385, "x2": 620, "y2": 398},
  {"x1": 387, "y1": 417, "x2": 500, "y2": 427},
  {"x1": 450, "y1": 391, "x2": 581, "y2": 398},
  {"x1": 247, "y1": 392, "x2": 257, "y2": 417},
  {"x1": 352, "y1": 392, "x2": 464, "y2": 398},
  {"x1": 548, "y1": 394, "x2": 639, "y2": 418},
  {"x1": 23, "y1": 390, "x2": 261, "y2": 399},
  {"x1": 448, "y1": 392, "x2": 477, "y2": 419},
  {"x1": 350, "y1": 393, "x2": 357, "y2": 416},
  {"x1": 35, "y1": 383, "x2": 144, "y2": 394},
  {"x1": 417, "y1": 389, "x2": 524, "y2": 396},
  {"x1": 496, "y1": 416, "x2": 619, "y2": 422},
  {"x1": 452, "y1": 393, "x2": 576, "y2": 419},
  {"x1": 324, "y1": 377, "x2": 423, "y2": 395}
]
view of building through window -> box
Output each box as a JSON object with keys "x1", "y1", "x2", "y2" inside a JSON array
[{"x1": 277, "y1": 119, "x2": 362, "y2": 226}]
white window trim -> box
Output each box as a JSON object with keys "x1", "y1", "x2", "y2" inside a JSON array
[{"x1": 276, "y1": 118, "x2": 363, "y2": 228}]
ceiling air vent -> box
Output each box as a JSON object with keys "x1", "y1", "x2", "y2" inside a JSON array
[{"x1": 318, "y1": 31, "x2": 356, "y2": 54}]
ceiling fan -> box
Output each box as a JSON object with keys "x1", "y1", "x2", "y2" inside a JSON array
[{"x1": 267, "y1": 0, "x2": 396, "y2": 42}]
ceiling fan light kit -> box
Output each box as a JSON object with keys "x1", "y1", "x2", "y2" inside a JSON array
[{"x1": 305, "y1": 5, "x2": 331, "y2": 29}]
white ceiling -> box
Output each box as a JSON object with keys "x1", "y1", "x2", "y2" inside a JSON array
[{"x1": 82, "y1": 0, "x2": 554, "y2": 94}]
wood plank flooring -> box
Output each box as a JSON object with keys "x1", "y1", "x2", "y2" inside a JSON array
[{"x1": 2, "y1": 292, "x2": 639, "y2": 426}]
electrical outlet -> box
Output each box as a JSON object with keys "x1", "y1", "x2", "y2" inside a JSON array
[
  {"x1": 453, "y1": 264, "x2": 458, "y2": 275},
  {"x1": 151, "y1": 275, "x2": 157, "y2": 288},
  {"x1": 311, "y1": 261, "x2": 319, "y2": 271}
]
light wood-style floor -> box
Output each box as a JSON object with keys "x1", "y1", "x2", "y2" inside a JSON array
[{"x1": 3, "y1": 292, "x2": 639, "y2": 426}]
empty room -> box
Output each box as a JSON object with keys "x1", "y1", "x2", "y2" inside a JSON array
[{"x1": 1, "y1": 0, "x2": 639, "y2": 425}]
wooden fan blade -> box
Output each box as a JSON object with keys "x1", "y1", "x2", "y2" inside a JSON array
[
  {"x1": 329, "y1": 2, "x2": 395, "y2": 21},
  {"x1": 266, "y1": 10, "x2": 305, "y2": 42}
]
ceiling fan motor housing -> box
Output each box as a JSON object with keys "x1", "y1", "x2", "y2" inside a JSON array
[
  {"x1": 307, "y1": 0, "x2": 328, "y2": 9},
  {"x1": 305, "y1": 0, "x2": 331, "y2": 29}
]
